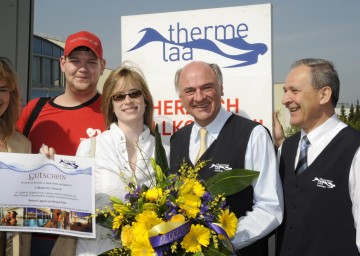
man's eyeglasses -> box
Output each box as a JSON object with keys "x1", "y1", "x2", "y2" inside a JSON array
[
  {"x1": 112, "y1": 90, "x2": 142, "y2": 102},
  {"x1": 0, "y1": 88, "x2": 12, "y2": 94}
]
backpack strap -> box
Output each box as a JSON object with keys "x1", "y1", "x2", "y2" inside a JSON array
[
  {"x1": 23, "y1": 97, "x2": 50, "y2": 137},
  {"x1": 90, "y1": 137, "x2": 96, "y2": 158}
]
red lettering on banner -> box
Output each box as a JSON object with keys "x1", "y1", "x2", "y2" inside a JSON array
[
  {"x1": 154, "y1": 98, "x2": 265, "y2": 136},
  {"x1": 175, "y1": 100, "x2": 186, "y2": 115},
  {"x1": 253, "y1": 119, "x2": 263, "y2": 124},
  {"x1": 173, "y1": 120, "x2": 193, "y2": 133},
  {"x1": 155, "y1": 98, "x2": 239, "y2": 115},
  {"x1": 154, "y1": 100, "x2": 162, "y2": 115},
  {"x1": 164, "y1": 100, "x2": 173, "y2": 115},
  {"x1": 162, "y1": 121, "x2": 172, "y2": 136},
  {"x1": 223, "y1": 98, "x2": 239, "y2": 113},
  {"x1": 172, "y1": 120, "x2": 183, "y2": 133},
  {"x1": 160, "y1": 120, "x2": 194, "y2": 136}
]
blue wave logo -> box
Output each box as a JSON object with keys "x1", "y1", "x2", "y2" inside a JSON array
[
  {"x1": 128, "y1": 27, "x2": 268, "y2": 68},
  {"x1": 59, "y1": 159, "x2": 79, "y2": 169}
]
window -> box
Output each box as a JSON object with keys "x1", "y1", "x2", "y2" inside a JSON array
[
  {"x1": 33, "y1": 37, "x2": 42, "y2": 54},
  {"x1": 53, "y1": 60, "x2": 60, "y2": 86},
  {"x1": 43, "y1": 40, "x2": 52, "y2": 56},
  {"x1": 32, "y1": 56, "x2": 41, "y2": 86},
  {"x1": 31, "y1": 35, "x2": 65, "y2": 99},
  {"x1": 43, "y1": 58, "x2": 51, "y2": 86}
]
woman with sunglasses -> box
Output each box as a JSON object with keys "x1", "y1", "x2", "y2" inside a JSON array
[
  {"x1": 75, "y1": 62, "x2": 169, "y2": 255},
  {"x1": 0, "y1": 57, "x2": 32, "y2": 255}
]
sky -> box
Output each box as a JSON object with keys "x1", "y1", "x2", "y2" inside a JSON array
[{"x1": 34, "y1": 0, "x2": 360, "y2": 104}]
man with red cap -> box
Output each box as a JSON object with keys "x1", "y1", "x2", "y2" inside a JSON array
[{"x1": 14, "y1": 31, "x2": 107, "y2": 255}]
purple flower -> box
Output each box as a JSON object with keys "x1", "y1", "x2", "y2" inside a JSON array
[
  {"x1": 165, "y1": 200, "x2": 178, "y2": 220},
  {"x1": 112, "y1": 229, "x2": 120, "y2": 239},
  {"x1": 201, "y1": 192, "x2": 213, "y2": 203}
]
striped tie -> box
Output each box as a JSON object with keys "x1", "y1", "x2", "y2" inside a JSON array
[
  {"x1": 296, "y1": 135, "x2": 310, "y2": 175},
  {"x1": 195, "y1": 128, "x2": 207, "y2": 162}
]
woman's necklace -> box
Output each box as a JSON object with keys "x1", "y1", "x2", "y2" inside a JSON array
[{"x1": 0, "y1": 137, "x2": 8, "y2": 152}]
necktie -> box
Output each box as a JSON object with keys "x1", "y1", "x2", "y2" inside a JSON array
[
  {"x1": 195, "y1": 128, "x2": 207, "y2": 162},
  {"x1": 295, "y1": 135, "x2": 311, "y2": 175}
]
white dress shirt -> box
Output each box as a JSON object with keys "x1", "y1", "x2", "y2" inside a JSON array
[
  {"x1": 75, "y1": 123, "x2": 169, "y2": 255},
  {"x1": 189, "y1": 107, "x2": 284, "y2": 249},
  {"x1": 284, "y1": 114, "x2": 360, "y2": 251}
]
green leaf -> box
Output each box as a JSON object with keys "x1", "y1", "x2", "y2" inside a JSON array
[
  {"x1": 109, "y1": 196, "x2": 124, "y2": 204},
  {"x1": 205, "y1": 169, "x2": 259, "y2": 197},
  {"x1": 203, "y1": 240, "x2": 236, "y2": 255},
  {"x1": 154, "y1": 123, "x2": 169, "y2": 175},
  {"x1": 151, "y1": 158, "x2": 165, "y2": 183},
  {"x1": 96, "y1": 214, "x2": 114, "y2": 230}
]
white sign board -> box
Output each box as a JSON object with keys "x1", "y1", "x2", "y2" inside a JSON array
[
  {"x1": 121, "y1": 4, "x2": 273, "y2": 143},
  {"x1": 0, "y1": 153, "x2": 95, "y2": 238}
]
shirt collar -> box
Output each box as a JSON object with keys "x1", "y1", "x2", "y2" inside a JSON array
[
  {"x1": 301, "y1": 114, "x2": 345, "y2": 147},
  {"x1": 109, "y1": 122, "x2": 151, "y2": 142},
  {"x1": 192, "y1": 107, "x2": 231, "y2": 140}
]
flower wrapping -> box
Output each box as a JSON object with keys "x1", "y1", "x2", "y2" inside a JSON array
[{"x1": 97, "y1": 126, "x2": 259, "y2": 256}]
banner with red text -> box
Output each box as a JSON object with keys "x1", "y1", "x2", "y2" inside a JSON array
[{"x1": 121, "y1": 4, "x2": 272, "y2": 144}]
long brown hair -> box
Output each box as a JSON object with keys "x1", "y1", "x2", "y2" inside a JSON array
[
  {"x1": 0, "y1": 57, "x2": 21, "y2": 137},
  {"x1": 101, "y1": 62, "x2": 155, "y2": 134}
]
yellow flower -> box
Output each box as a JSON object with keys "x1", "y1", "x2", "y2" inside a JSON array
[
  {"x1": 181, "y1": 224, "x2": 211, "y2": 253},
  {"x1": 121, "y1": 224, "x2": 134, "y2": 248},
  {"x1": 191, "y1": 180, "x2": 205, "y2": 197},
  {"x1": 178, "y1": 179, "x2": 192, "y2": 195},
  {"x1": 131, "y1": 235, "x2": 155, "y2": 256},
  {"x1": 145, "y1": 187, "x2": 163, "y2": 201},
  {"x1": 177, "y1": 194, "x2": 201, "y2": 218},
  {"x1": 112, "y1": 215, "x2": 123, "y2": 230},
  {"x1": 218, "y1": 209, "x2": 237, "y2": 238},
  {"x1": 179, "y1": 179, "x2": 205, "y2": 197},
  {"x1": 133, "y1": 211, "x2": 163, "y2": 237},
  {"x1": 170, "y1": 214, "x2": 185, "y2": 222}
]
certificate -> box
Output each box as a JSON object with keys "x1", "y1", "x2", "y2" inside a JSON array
[{"x1": 0, "y1": 153, "x2": 95, "y2": 238}]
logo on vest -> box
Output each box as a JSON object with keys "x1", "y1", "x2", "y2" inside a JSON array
[
  {"x1": 312, "y1": 177, "x2": 336, "y2": 189},
  {"x1": 210, "y1": 164, "x2": 232, "y2": 172}
]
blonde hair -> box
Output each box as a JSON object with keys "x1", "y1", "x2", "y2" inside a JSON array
[
  {"x1": 101, "y1": 62, "x2": 155, "y2": 134},
  {"x1": 0, "y1": 57, "x2": 21, "y2": 137}
]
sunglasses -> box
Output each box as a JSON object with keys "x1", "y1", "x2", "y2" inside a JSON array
[
  {"x1": 0, "y1": 87, "x2": 12, "y2": 94},
  {"x1": 112, "y1": 90, "x2": 142, "y2": 102}
]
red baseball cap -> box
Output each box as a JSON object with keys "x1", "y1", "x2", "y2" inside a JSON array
[{"x1": 64, "y1": 31, "x2": 103, "y2": 59}]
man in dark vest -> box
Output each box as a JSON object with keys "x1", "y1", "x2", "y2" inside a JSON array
[
  {"x1": 275, "y1": 58, "x2": 360, "y2": 255},
  {"x1": 170, "y1": 61, "x2": 283, "y2": 256}
]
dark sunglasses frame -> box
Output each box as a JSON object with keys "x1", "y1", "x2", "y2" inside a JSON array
[
  {"x1": 112, "y1": 90, "x2": 142, "y2": 102},
  {"x1": 0, "y1": 87, "x2": 12, "y2": 93}
]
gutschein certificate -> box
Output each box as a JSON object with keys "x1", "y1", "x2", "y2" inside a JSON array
[{"x1": 0, "y1": 153, "x2": 95, "y2": 238}]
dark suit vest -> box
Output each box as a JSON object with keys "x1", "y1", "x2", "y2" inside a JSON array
[
  {"x1": 277, "y1": 126, "x2": 360, "y2": 256},
  {"x1": 170, "y1": 114, "x2": 270, "y2": 256}
]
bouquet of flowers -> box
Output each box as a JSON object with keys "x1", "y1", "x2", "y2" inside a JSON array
[{"x1": 97, "y1": 128, "x2": 259, "y2": 256}]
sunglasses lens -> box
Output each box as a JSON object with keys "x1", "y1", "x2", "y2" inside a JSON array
[
  {"x1": 112, "y1": 94, "x2": 126, "y2": 101},
  {"x1": 112, "y1": 90, "x2": 142, "y2": 102},
  {"x1": 128, "y1": 90, "x2": 142, "y2": 99}
]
